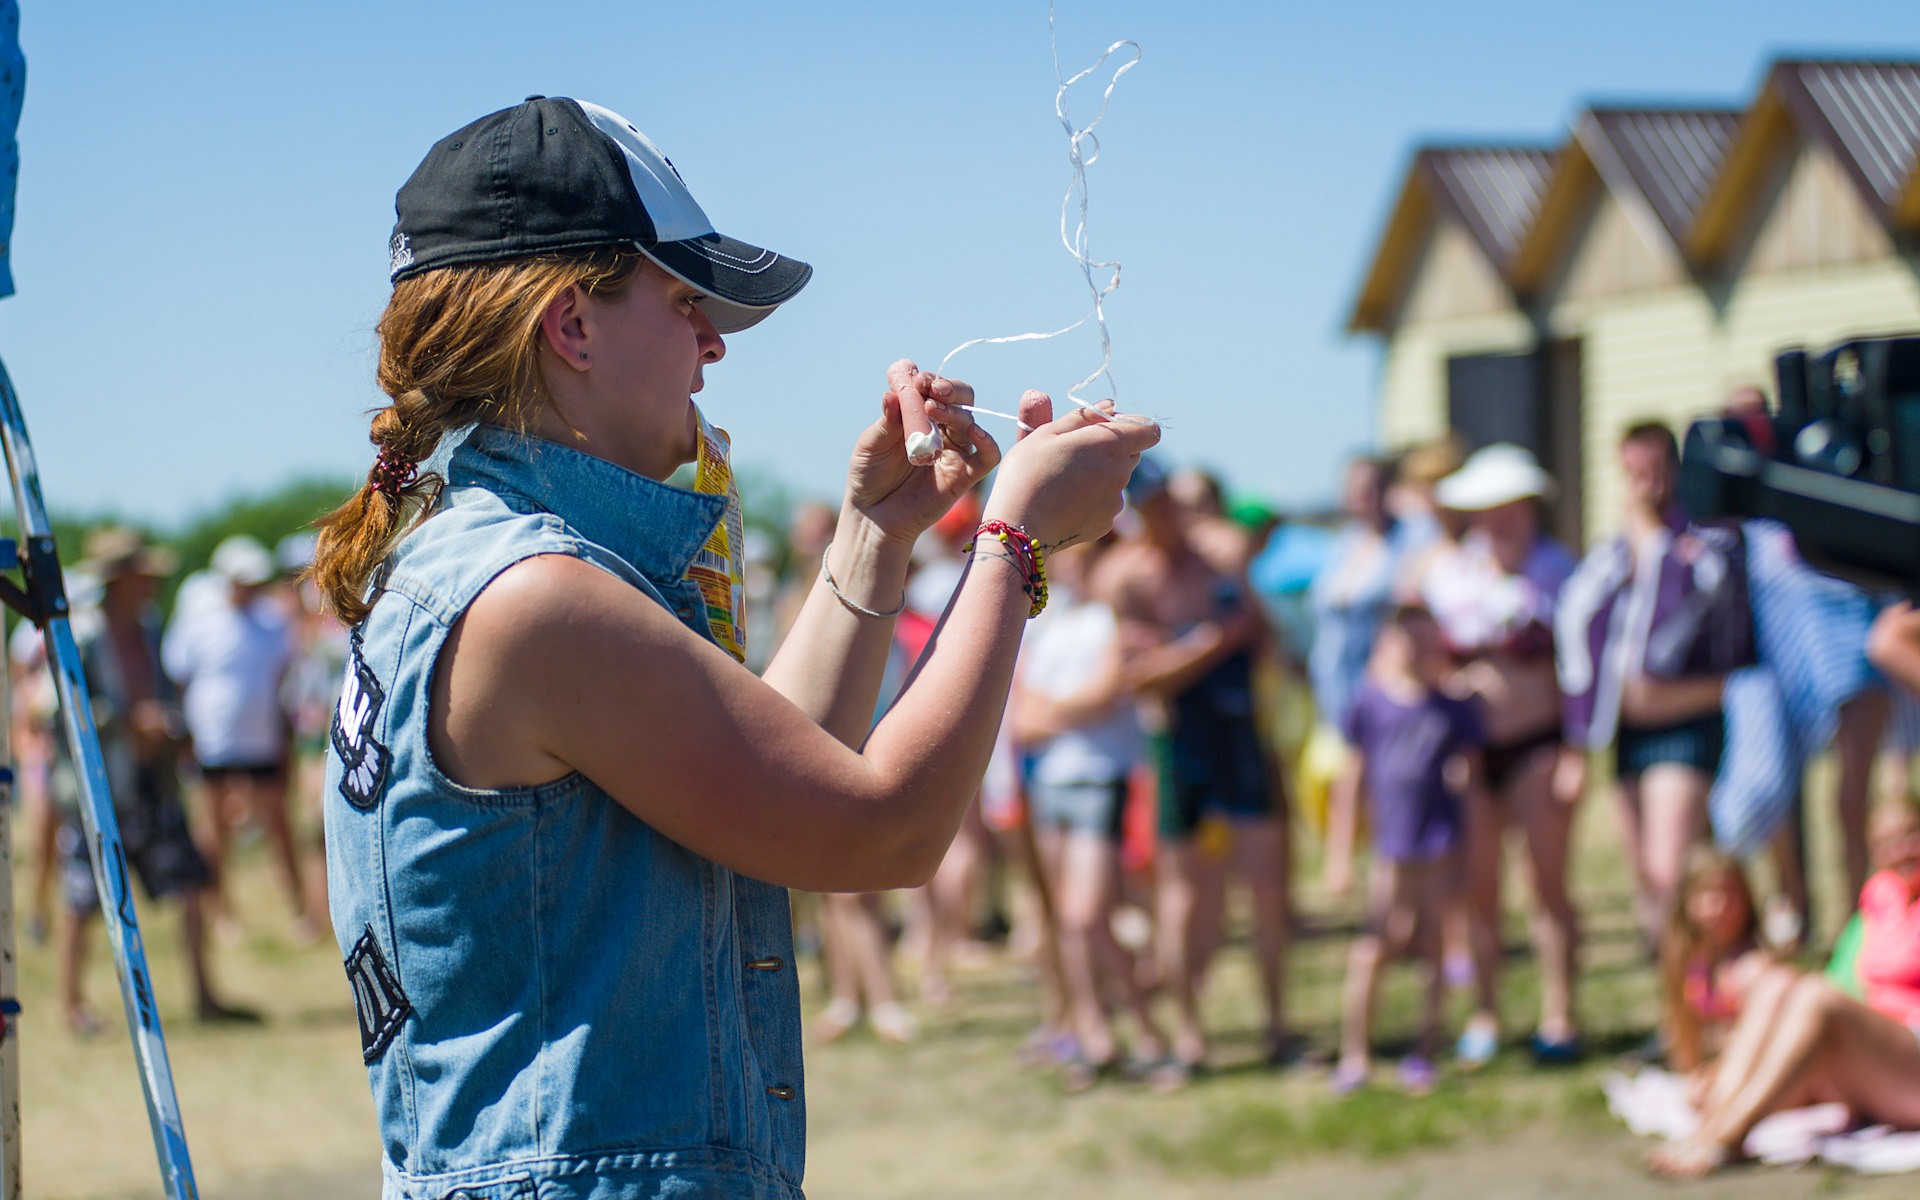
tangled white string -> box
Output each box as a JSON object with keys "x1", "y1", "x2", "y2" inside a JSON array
[{"x1": 940, "y1": 1, "x2": 1140, "y2": 428}]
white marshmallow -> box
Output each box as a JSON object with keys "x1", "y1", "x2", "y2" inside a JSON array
[{"x1": 905, "y1": 427, "x2": 943, "y2": 465}]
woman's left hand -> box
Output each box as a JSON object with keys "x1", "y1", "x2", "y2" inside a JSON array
[{"x1": 841, "y1": 360, "x2": 1003, "y2": 547}]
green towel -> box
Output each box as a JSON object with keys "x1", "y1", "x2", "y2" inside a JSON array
[{"x1": 1826, "y1": 912, "x2": 1866, "y2": 1000}]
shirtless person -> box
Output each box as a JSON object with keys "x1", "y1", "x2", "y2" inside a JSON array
[
  {"x1": 1102, "y1": 457, "x2": 1289, "y2": 1079},
  {"x1": 1169, "y1": 467, "x2": 1256, "y2": 576}
]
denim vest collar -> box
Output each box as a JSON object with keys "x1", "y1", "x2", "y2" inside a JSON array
[{"x1": 448, "y1": 424, "x2": 725, "y2": 588}]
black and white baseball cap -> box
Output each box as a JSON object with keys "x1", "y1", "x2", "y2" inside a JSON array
[{"x1": 389, "y1": 96, "x2": 810, "y2": 333}]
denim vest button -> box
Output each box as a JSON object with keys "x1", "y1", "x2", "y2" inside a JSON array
[
  {"x1": 767, "y1": 1085, "x2": 795, "y2": 1100},
  {"x1": 747, "y1": 957, "x2": 783, "y2": 971}
]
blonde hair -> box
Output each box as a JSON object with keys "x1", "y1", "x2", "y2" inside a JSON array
[
  {"x1": 1396, "y1": 435, "x2": 1468, "y2": 489},
  {"x1": 311, "y1": 249, "x2": 649, "y2": 623},
  {"x1": 1659, "y1": 847, "x2": 1762, "y2": 1068}
]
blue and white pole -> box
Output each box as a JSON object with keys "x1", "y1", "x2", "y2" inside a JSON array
[{"x1": 0, "y1": 4, "x2": 199, "y2": 1194}]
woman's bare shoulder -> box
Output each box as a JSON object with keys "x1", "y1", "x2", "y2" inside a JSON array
[{"x1": 433, "y1": 553, "x2": 707, "y2": 790}]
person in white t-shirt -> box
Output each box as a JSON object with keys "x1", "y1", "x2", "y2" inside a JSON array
[
  {"x1": 1011, "y1": 535, "x2": 1167, "y2": 1088},
  {"x1": 163, "y1": 535, "x2": 310, "y2": 943}
]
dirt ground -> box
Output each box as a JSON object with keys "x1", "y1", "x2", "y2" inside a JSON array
[{"x1": 15, "y1": 766, "x2": 1916, "y2": 1200}]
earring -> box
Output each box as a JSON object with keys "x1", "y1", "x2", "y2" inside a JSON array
[{"x1": 578, "y1": 352, "x2": 588, "y2": 361}]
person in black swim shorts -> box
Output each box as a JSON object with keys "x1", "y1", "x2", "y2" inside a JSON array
[{"x1": 1102, "y1": 458, "x2": 1290, "y2": 1080}]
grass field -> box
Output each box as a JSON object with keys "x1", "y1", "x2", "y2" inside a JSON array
[{"x1": 14, "y1": 762, "x2": 1919, "y2": 1199}]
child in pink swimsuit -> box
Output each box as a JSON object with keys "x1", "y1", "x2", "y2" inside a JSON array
[{"x1": 1858, "y1": 803, "x2": 1920, "y2": 1032}]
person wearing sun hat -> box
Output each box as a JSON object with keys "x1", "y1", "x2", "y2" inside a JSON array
[
  {"x1": 1419, "y1": 442, "x2": 1583, "y2": 1066},
  {"x1": 307, "y1": 96, "x2": 1157, "y2": 1198},
  {"x1": 52, "y1": 527, "x2": 258, "y2": 1035},
  {"x1": 163, "y1": 534, "x2": 311, "y2": 946}
]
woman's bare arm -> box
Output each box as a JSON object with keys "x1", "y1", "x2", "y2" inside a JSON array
[
  {"x1": 432, "y1": 403, "x2": 1157, "y2": 893},
  {"x1": 1011, "y1": 640, "x2": 1127, "y2": 743},
  {"x1": 1126, "y1": 603, "x2": 1259, "y2": 698},
  {"x1": 1620, "y1": 673, "x2": 1725, "y2": 727},
  {"x1": 441, "y1": 549, "x2": 1024, "y2": 892},
  {"x1": 761, "y1": 368, "x2": 997, "y2": 744},
  {"x1": 756, "y1": 514, "x2": 913, "y2": 746}
]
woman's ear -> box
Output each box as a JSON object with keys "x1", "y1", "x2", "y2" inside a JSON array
[{"x1": 540, "y1": 284, "x2": 592, "y2": 373}]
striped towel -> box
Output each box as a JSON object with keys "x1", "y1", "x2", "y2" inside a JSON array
[{"x1": 1712, "y1": 522, "x2": 1880, "y2": 853}]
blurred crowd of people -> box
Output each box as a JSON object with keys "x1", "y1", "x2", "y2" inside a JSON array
[
  {"x1": 768, "y1": 462, "x2": 1292, "y2": 1092},
  {"x1": 15, "y1": 528, "x2": 344, "y2": 1036},
  {"x1": 766, "y1": 389, "x2": 1920, "y2": 1150},
  {"x1": 21, "y1": 396, "x2": 1920, "y2": 1177}
]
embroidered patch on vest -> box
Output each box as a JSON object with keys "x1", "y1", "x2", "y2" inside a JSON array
[
  {"x1": 345, "y1": 924, "x2": 411, "y2": 1064},
  {"x1": 331, "y1": 637, "x2": 391, "y2": 811}
]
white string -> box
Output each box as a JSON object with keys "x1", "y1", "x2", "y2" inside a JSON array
[
  {"x1": 933, "y1": 1, "x2": 1139, "y2": 423},
  {"x1": 955, "y1": 402, "x2": 1034, "y2": 432}
]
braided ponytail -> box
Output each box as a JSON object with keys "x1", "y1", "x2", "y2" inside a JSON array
[{"x1": 312, "y1": 248, "x2": 648, "y2": 623}]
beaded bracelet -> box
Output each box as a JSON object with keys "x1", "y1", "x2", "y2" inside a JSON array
[{"x1": 963, "y1": 519, "x2": 1048, "y2": 619}]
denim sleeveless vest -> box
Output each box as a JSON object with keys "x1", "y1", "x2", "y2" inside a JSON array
[{"x1": 325, "y1": 425, "x2": 805, "y2": 1200}]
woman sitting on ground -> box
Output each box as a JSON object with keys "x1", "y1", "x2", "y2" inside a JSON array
[
  {"x1": 1649, "y1": 800, "x2": 1920, "y2": 1178},
  {"x1": 1659, "y1": 848, "x2": 1773, "y2": 1084}
]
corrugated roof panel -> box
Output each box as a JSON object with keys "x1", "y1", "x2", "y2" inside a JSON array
[
  {"x1": 1587, "y1": 109, "x2": 1741, "y2": 243},
  {"x1": 1782, "y1": 60, "x2": 1920, "y2": 212},
  {"x1": 1421, "y1": 148, "x2": 1557, "y2": 271}
]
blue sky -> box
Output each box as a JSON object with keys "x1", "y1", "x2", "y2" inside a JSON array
[{"x1": 0, "y1": 1, "x2": 1914, "y2": 524}]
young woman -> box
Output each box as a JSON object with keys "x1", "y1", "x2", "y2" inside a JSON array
[
  {"x1": 315, "y1": 97, "x2": 1157, "y2": 1199},
  {"x1": 1421, "y1": 444, "x2": 1580, "y2": 1063},
  {"x1": 1649, "y1": 802, "x2": 1920, "y2": 1178},
  {"x1": 1010, "y1": 536, "x2": 1166, "y2": 1088}
]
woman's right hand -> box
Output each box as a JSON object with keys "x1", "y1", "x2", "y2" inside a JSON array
[{"x1": 981, "y1": 391, "x2": 1160, "y2": 549}]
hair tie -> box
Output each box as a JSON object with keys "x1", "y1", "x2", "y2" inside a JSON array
[{"x1": 369, "y1": 445, "x2": 419, "y2": 497}]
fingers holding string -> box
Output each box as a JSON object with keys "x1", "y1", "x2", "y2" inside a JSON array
[
  {"x1": 959, "y1": 419, "x2": 1003, "y2": 478},
  {"x1": 923, "y1": 374, "x2": 981, "y2": 456},
  {"x1": 888, "y1": 358, "x2": 942, "y2": 465}
]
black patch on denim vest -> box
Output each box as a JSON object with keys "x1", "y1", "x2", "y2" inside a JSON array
[
  {"x1": 345, "y1": 924, "x2": 411, "y2": 1063},
  {"x1": 331, "y1": 634, "x2": 391, "y2": 811}
]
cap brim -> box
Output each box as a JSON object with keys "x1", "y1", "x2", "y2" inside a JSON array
[
  {"x1": 1434, "y1": 476, "x2": 1551, "y2": 512},
  {"x1": 643, "y1": 232, "x2": 811, "y2": 334}
]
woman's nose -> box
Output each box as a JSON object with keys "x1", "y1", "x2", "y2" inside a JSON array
[{"x1": 695, "y1": 308, "x2": 726, "y2": 364}]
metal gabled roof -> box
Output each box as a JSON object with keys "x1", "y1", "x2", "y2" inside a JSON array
[
  {"x1": 1346, "y1": 144, "x2": 1557, "y2": 333},
  {"x1": 1418, "y1": 147, "x2": 1559, "y2": 271},
  {"x1": 1353, "y1": 55, "x2": 1920, "y2": 335},
  {"x1": 1692, "y1": 58, "x2": 1920, "y2": 264},
  {"x1": 1773, "y1": 59, "x2": 1920, "y2": 220},
  {"x1": 1583, "y1": 108, "x2": 1742, "y2": 246}
]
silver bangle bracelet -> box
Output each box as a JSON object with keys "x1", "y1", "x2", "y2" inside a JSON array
[{"x1": 821, "y1": 543, "x2": 906, "y2": 619}]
